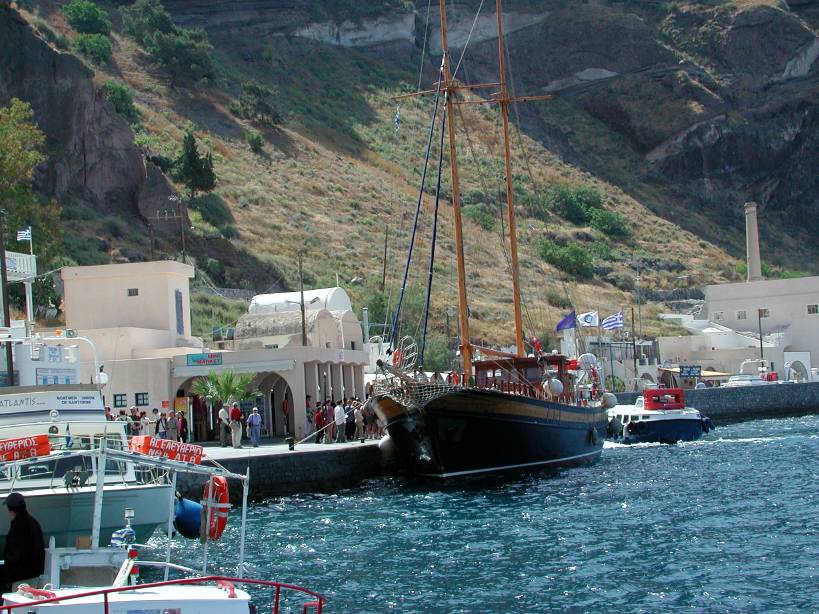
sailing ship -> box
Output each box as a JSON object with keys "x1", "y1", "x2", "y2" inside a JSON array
[{"x1": 371, "y1": 0, "x2": 614, "y2": 478}]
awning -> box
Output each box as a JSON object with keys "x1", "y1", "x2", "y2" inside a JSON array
[{"x1": 659, "y1": 367, "x2": 731, "y2": 377}]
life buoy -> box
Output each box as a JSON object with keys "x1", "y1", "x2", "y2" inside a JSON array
[
  {"x1": 392, "y1": 349, "x2": 403, "y2": 367},
  {"x1": 200, "y1": 476, "x2": 229, "y2": 542}
]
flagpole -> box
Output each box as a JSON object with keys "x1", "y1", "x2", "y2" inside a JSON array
[
  {"x1": 24, "y1": 227, "x2": 34, "y2": 332},
  {"x1": 631, "y1": 306, "x2": 638, "y2": 391}
]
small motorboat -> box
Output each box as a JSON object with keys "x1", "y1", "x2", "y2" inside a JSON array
[{"x1": 606, "y1": 388, "x2": 714, "y2": 444}]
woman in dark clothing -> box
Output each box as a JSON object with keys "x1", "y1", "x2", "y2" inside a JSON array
[{"x1": 1, "y1": 492, "x2": 45, "y2": 592}]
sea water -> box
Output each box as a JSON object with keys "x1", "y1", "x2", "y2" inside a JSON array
[{"x1": 148, "y1": 415, "x2": 819, "y2": 612}]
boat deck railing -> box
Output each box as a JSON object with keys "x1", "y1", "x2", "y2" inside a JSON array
[{"x1": 3, "y1": 576, "x2": 326, "y2": 613}]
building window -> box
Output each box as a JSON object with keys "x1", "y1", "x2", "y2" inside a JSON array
[
  {"x1": 127, "y1": 288, "x2": 139, "y2": 297},
  {"x1": 350, "y1": 341, "x2": 356, "y2": 350},
  {"x1": 809, "y1": 304, "x2": 818, "y2": 315},
  {"x1": 135, "y1": 392, "x2": 149, "y2": 406},
  {"x1": 175, "y1": 289, "x2": 184, "y2": 335},
  {"x1": 758, "y1": 308, "x2": 770, "y2": 318},
  {"x1": 736, "y1": 310, "x2": 747, "y2": 320},
  {"x1": 113, "y1": 394, "x2": 127, "y2": 408},
  {"x1": 713, "y1": 311, "x2": 724, "y2": 322}
]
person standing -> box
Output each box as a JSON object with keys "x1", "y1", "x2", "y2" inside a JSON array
[
  {"x1": 345, "y1": 398, "x2": 355, "y2": 441},
  {"x1": 218, "y1": 405, "x2": 230, "y2": 447},
  {"x1": 155, "y1": 412, "x2": 168, "y2": 439},
  {"x1": 325, "y1": 399, "x2": 335, "y2": 443},
  {"x1": 178, "y1": 412, "x2": 189, "y2": 443},
  {"x1": 104, "y1": 406, "x2": 114, "y2": 421},
  {"x1": 354, "y1": 402, "x2": 365, "y2": 442},
  {"x1": 1, "y1": 493, "x2": 44, "y2": 592},
  {"x1": 139, "y1": 411, "x2": 150, "y2": 436},
  {"x1": 334, "y1": 400, "x2": 347, "y2": 443},
  {"x1": 247, "y1": 407, "x2": 262, "y2": 447},
  {"x1": 313, "y1": 403, "x2": 325, "y2": 444},
  {"x1": 229, "y1": 402, "x2": 243, "y2": 449},
  {"x1": 166, "y1": 412, "x2": 179, "y2": 442}
]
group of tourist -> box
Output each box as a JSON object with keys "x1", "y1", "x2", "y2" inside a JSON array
[
  {"x1": 308, "y1": 397, "x2": 382, "y2": 444},
  {"x1": 217, "y1": 402, "x2": 263, "y2": 449},
  {"x1": 105, "y1": 406, "x2": 189, "y2": 442}
]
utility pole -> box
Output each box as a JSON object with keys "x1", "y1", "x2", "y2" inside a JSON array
[
  {"x1": 299, "y1": 252, "x2": 307, "y2": 347},
  {"x1": 757, "y1": 308, "x2": 764, "y2": 361},
  {"x1": 0, "y1": 211, "x2": 14, "y2": 386},
  {"x1": 631, "y1": 306, "x2": 638, "y2": 390},
  {"x1": 381, "y1": 225, "x2": 388, "y2": 292}
]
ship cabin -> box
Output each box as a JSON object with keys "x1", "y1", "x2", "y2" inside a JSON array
[
  {"x1": 472, "y1": 354, "x2": 572, "y2": 401},
  {"x1": 643, "y1": 388, "x2": 686, "y2": 410}
]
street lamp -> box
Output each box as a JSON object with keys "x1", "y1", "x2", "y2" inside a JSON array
[{"x1": 757, "y1": 308, "x2": 765, "y2": 360}]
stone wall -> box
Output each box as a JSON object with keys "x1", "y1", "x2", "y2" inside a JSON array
[
  {"x1": 615, "y1": 381, "x2": 819, "y2": 423},
  {"x1": 177, "y1": 443, "x2": 399, "y2": 501}
]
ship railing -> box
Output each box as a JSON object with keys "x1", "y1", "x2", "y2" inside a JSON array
[{"x1": 1, "y1": 575, "x2": 326, "y2": 613}]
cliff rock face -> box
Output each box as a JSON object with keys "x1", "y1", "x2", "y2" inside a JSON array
[{"x1": 0, "y1": 6, "x2": 173, "y2": 225}]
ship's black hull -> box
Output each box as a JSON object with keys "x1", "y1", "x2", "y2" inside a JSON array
[{"x1": 376, "y1": 388, "x2": 607, "y2": 478}]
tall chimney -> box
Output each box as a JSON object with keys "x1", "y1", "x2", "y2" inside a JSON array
[{"x1": 744, "y1": 201, "x2": 763, "y2": 282}]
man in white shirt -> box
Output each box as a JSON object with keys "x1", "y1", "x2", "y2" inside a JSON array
[
  {"x1": 218, "y1": 405, "x2": 230, "y2": 447},
  {"x1": 334, "y1": 401, "x2": 347, "y2": 443}
]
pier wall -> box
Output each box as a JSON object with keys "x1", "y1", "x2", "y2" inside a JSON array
[
  {"x1": 615, "y1": 381, "x2": 819, "y2": 423},
  {"x1": 176, "y1": 442, "x2": 400, "y2": 501}
]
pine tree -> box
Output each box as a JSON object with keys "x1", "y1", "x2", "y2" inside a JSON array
[{"x1": 174, "y1": 131, "x2": 216, "y2": 201}]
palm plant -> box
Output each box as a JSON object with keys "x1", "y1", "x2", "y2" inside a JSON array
[{"x1": 190, "y1": 370, "x2": 257, "y2": 408}]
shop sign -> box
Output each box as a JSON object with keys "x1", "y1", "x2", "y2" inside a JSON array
[{"x1": 186, "y1": 353, "x2": 223, "y2": 367}]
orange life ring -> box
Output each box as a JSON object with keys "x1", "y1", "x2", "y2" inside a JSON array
[
  {"x1": 392, "y1": 349, "x2": 403, "y2": 367},
  {"x1": 201, "y1": 476, "x2": 229, "y2": 541}
]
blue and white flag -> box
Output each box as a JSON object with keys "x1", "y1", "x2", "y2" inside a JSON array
[
  {"x1": 16, "y1": 227, "x2": 31, "y2": 242},
  {"x1": 394, "y1": 105, "x2": 401, "y2": 131},
  {"x1": 577, "y1": 311, "x2": 599, "y2": 327},
  {"x1": 601, "y1": 311, "x2": 625, "y2": 331}
]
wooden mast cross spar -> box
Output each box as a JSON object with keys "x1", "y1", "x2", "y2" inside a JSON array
[{"x1": 398, "y1": 0, "x2": 555, "y2": 381}]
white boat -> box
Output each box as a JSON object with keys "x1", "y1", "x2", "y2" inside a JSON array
[
  {"x1": 0, "y1": 332, "x2": 172, "y2": 549},
  {"x1": 721, "y1": 358, "x2": 786, "y2": 387},
  {"x1": 607, "y1": 388, "x2": 714, "y2": 444},
  {"x1": 1, "y1": 445, "x2": 326, "y2": 613}
]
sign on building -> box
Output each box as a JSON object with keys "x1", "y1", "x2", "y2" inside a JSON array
[
  {"x1": 679, "y1": 365, "x2": 702, "y2": 378},
  {"x1": 185, "y1": 352, "x2": 223, "y2": 367}
]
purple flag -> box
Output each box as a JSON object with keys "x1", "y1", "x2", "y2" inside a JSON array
[{"x1": 555, "y1": 310, "x2": 576, "y2": 332}]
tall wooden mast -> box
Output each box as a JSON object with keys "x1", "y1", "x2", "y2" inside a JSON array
[
  {"x1": 439, "y1": 0, "x2": 472, "y2": 381},
  {"x1": 495, "y1": 0, "x2": 525, "y2": 356}
]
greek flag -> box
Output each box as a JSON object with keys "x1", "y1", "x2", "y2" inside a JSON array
[
  {"x1": 16, "y1": 227, "x2": 31, "y2": 242},
  {"x1": 394, "y1": 105, "x2": 401, "y2": 131},
  {"x1": 601, "y1": 311, "x2": 625, "y2": 331}
]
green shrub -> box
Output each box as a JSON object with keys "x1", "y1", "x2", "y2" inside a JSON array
[
  {"x1": 231, "y1": 81, "x2": 282, "y2": 127},
  {"x1": 589, "y1": 240, "x2": 615, "y2": 261},
  {"x1": 102, "y1": 217, "x2": 125, "y2": 238},
  {"x1": 536, "y1": 238, "x2": 594, "y2": 279},
  {"x1": 73, "y1": 33, "x2": 112, "y2": 64},
  {"x1": 191, "y1": 193, "x2": 233, "y2": 227},
  {"x1": 589, "y1": 208, "x2": 629, "y2": 237},
  {"x1": 246, "y1": 131, "x2": 263, "y2": 154},
  {"x1": 546, "y1": 184, "x2": 604, "y2": 225},
  {"x1": 63, "y1": 0, "x2": 111, "y2": 35},
  {"x1": 463, "y1": 204, "x2": 496, "y2": 230},
  {"x1": 147, "y1": 27, "x2": 214, "y2": 85},
  {"x1": 546, "y1": 290, "x2": 573, "y2": 309},
  {"x1": 103, "y1": 80, "x2": 138, "y2": 121},
  {"x1": 121, "y1": 0, "x2": 174, "y2": 44}
]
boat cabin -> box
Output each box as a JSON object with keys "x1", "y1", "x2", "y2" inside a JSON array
[
  {"x1": 643, "y1": 388, "x2": 685, "y2": 410},
  {"x1": 472, "y1": 354, "x2": 572, "y2": 401}
]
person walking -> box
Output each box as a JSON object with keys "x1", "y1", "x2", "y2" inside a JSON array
[
  {"x1": 166, "y1": 412, "x2": 179, "y2": 442},
  {"x1": 1, "y1": 493, "x2": 44, "y2": 592},
  {"x1": 218, "y1": 405, "x2": 230, "y2": 447},
  {"x1": 247, "y1": 407, "x2": 262, "y2": 447},
  {"x1": 334, "y1": 400, "x2": 347, "y2": 443},
  {"x1": 229, "y1": 402, "x2": 243, "y2": 448}
]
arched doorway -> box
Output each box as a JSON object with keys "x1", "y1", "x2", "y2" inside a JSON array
[{"x1": 254, "y1": 372, "x2": 294, "y2": 438}]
